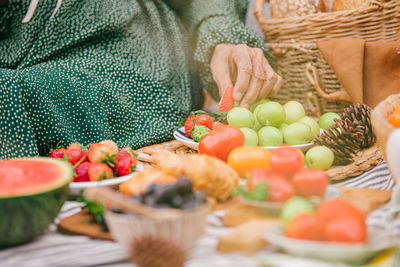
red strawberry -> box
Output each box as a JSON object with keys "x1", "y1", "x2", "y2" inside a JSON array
[
  {"x1": 88, "y1": 143, "x2": 113, "y2": 163},
  {"x1": 65, "y1": 148, "x2": 87, "y2": 165},
  {"x1": 184, "y1": 115, "x2": 199, "y2": 139},
  {"x1": 100, "y1": 140, "x2": 119, "y2": 155},
  {"x1": 195, "y1": 114, "x2": 214, "y2": 129},
  {"x1": 73, "y1": 162, "x2": 90, "y2": 182},
  {"x1": 68, "y1": 142, "x2": 83, "y2": 150},
  {"x1": 114, "y1": 155, "x2": 137, "y2": 176},
  {"x1": 212, "y1": 121, "x2": 225, "y2": 130},
  {"x1": 118, "y1": 146, "x2": 135, "y2": 157},
  {"x1": 219, "y1": 85, "x2": 235, "y2": 112},
  {"x1": 88, "y1": 163, "x2": 114, "y2": 181},
  {"x1": 49, "y1": 148, "x2": 66, "y2": 159}
]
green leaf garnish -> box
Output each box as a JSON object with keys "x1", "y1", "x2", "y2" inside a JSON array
[{"x1": 78, "y1": 197, "x2": 105, "y2": 225}]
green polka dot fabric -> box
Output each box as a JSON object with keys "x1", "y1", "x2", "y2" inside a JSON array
[{"x1": 0, "y1": 0, "x2": 266, "y2": 159}]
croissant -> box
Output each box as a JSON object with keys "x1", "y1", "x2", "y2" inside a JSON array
[
  {"x1": 122, "y1": 150, "x2": 239, "y2": 201},
  {"x1": 182, "y1": 154, "x2": 239, "y2": 201}
]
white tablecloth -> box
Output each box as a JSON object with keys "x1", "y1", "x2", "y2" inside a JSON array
[{"x1": 1, "y1": 162, "x2": 398, "y2": 267}]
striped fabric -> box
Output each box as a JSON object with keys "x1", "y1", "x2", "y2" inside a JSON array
[{"x1": 1, "y1": 162, "x2": 399, "y2": 267}]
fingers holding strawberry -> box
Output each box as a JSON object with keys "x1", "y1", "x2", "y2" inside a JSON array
[{"x1": 219, "y1": 85, "x2": 235, "y2": 112}]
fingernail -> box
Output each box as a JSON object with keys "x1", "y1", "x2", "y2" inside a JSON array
[{"x1": 234, "y1": 92, "x2": 242, "y2": 100}]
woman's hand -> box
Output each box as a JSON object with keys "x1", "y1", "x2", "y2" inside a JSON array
[{"x1": 210, "y1": 44, "x2": 282, "y2": 108}]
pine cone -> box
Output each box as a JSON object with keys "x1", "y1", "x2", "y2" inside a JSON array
[
  {"x1": 130, "y1": 236, "x2": 186, "y2": 267},
  {"x1": 314, "y1": 103, "x2": 375, "y2": 165}
]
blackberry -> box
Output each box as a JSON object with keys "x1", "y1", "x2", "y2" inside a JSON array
[
  {"x1": 156, "y1": 185, "x2": 177, "y2": 204},
  {"x1": 173, "y1": 177, "x2": 193, "y2": 194}
]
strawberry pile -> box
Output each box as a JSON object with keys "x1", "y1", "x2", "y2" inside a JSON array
[
  {"x1": 182, "y1": 85, "x2": 236, "y2": 142},
  {"x1": 183, "y1": 112, "x2": 227, "y2": 142},
  {"x1": 49, "y1": 140, "x2": 137, "y2": 182}
]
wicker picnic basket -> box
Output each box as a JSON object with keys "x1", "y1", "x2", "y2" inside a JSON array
[{"x1": 254, "y1": 0, "x2": 400, "y2": 115}]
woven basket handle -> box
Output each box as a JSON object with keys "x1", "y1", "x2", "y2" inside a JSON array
[
  {"x1": 306, "y1": 92, "x2": 322, "y2": 118},
  {"x1": 254, "y1": 0, "x2": 269, "y2": 26},
  {"x1": 305, "y1": 63, "x2": 352, "y2": 103}
]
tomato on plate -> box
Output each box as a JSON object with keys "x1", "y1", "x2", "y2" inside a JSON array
[
  {"x1": 324, "y1": 217, "x2": 367, "y2": 243},
  {"x1": 292, "y1": 169, "x2": 329, "y2": 198},
  {"x1": 265, "y1": 171, "x2": 296, "y2": 202},
  {"x1": 316, "y1": 198, "x2": 367, "y2": 243},
  {"x1": 270, "y1": 146, "x2": 304, "y2": 177},
  {"x1": 317, "y1": 198, "x2": 366, "y2": 225},
  {"x1": 198, "y1": 125, "x2": 244, "y2": 161},
  {"x1": 227, "y1": 146, "x2": 270, "y2": 177},
  {"x1": 286, "y1": 212, "x2": 321, "y2": 241}
]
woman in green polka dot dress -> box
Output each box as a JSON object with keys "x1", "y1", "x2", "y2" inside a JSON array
[{"x1": 0, "y1": 0, "x2": 282, "y2": 159}]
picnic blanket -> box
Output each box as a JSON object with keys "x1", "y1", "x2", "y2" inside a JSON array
[{"x1": 0, "y1": 162, "x2": 398, "y2": 267}]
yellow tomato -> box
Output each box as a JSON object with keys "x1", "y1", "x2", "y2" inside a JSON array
[{"x1": 227, "y1": 146, "x2": 270, "y2": 177}]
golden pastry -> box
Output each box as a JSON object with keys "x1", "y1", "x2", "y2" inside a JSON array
[
  {"x1": 122, "y1": 151, "x2": 239, "y2": 201},
  {"x1": 151, "y1": 150, "x2": 185, "y2": 177},
  {"x1": 182, "y1": 154, "x2": 239, "y2": 202}
]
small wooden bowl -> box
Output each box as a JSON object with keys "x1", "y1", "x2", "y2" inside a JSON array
[{"x1": 371, "y1": 94, "x2": 400, "y2": 183}]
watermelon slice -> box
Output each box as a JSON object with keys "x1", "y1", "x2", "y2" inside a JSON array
[{"x1": 0, "y1": 158, "x2": 72, "y2": 247}]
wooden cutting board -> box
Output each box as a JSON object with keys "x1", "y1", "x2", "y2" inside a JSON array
[
  {"x1": 217, "y1": 218, "x2": 280, "y2": 254},
  {"x1": 59, "y1": 211, "x2": 113, "y2": 240}
]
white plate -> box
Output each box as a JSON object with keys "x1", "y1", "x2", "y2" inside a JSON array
[
  {"x1": 238, "y1": 185, "x2": 341, "y2": 214},
  {"x1": 264, "y1": 226, "x2": 396, "y2": 264},
  {"x1": 69, "y1": 162, "x2": 143, "y2": 196},
  {"x1": 173, "y1": 127, "x2": 321, "y2": 152}
]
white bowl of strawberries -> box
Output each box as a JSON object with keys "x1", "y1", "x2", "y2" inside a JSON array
[{"x1": 49, "y1": 140, "x2": 143, "y2": 196}]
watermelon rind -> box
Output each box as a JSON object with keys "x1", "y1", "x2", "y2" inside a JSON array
[{"x1": 0, "y1": 158, "x2": 72, "y2": 248}]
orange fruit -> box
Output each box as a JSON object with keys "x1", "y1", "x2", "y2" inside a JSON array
[
  {"x1": 227, "y1": 146, "x2": 270, "y2": 177},
  {"x1": 389, "y1": 106, "x2": 400, "y2": 127}
]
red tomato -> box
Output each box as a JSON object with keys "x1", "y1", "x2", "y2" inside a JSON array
[
  {"x1": 286, "y1": 212, "x2": 321, "y2": 241},
  {"x1": 316, "y1": 198, "x2": 366, "y2": 242},
  {"x1": 247, "y1": 168, "x2": 269, "y2": 192},
  {"x1": 270, "y1": 146, "x2": 304, "y2": 177},
  {"x1": 324, "y1": 217, "x2": 367, "y2": 243},
  {"x1": 266, "y1": 171, "x2": 296, "y2": 202},
  {"x1": 317, "y1": 198, "x2": 366, "y2": 225},
  {"x1": 198, "y1": 125, "x2": 244, "y2": 161},
  {"x1": 292, "y1": 169, "x2": 329, "y2": 198}
]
